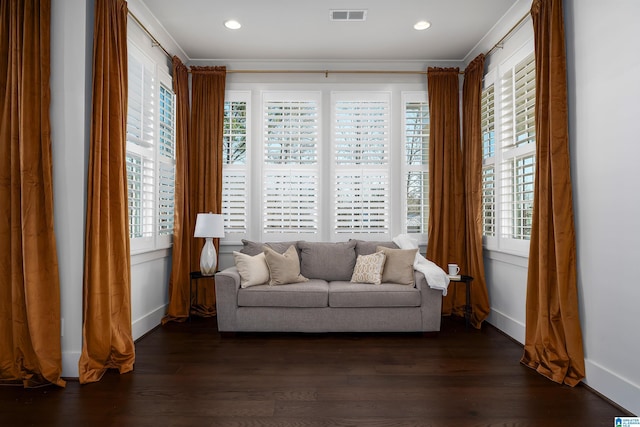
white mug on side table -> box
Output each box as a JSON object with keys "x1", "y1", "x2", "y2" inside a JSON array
[{"x1": 448, "y1": 263, "x2": 460, "y2": 277}]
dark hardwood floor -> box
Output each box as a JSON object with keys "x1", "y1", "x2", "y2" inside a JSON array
[{"x1": 0, "y1": 316, "x2": 630, "y2": 427}]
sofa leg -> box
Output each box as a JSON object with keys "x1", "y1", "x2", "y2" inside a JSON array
[
  {"x1": 219, "y1": 331, "x2": 236, "y2": 338},
  {"x1": 422, "y1": 331, "x2": 439, "y2": 338}
]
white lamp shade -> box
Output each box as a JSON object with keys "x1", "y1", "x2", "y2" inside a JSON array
[{"x1": 194, "y1": 213, "x2": 225, "y2": 238}]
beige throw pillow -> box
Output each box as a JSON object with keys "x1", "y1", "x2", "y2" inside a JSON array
[
  {"x1": 376, "y1": 246, "x2": 418, "y2": 286},
  {"x1": 233, "y1": 251, "x2": 270, "y2": 288},
  {"x1": 350, "y1": 251, "x2": 387, "y2": 285},
  {"x1": 263, "y1": 245, "x2": 308, "y2": 286}
]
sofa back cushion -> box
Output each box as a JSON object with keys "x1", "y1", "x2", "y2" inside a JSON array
[
  {"x1": 241, "y1": 239, "x2": 299, "y2": 257},
  {"x1": 298, "y1": 240, "x2": 357, "y2": 281},
  {"x1": 353, "y1": 240, "x2": 399, "y2": 257}
]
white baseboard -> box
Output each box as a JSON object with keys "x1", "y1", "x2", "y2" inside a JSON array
[
  {"x1": 584, "y1": 359, "x2": 639, "y2": 416},
  {"x1": 486, "y1": 308, "x2": 526, "y2": 344},
  {"x1": 132, "y1": 304, "x2": 167, "y2": 341},
  {"x1": 488, "y1": 308, "x2": 638, "y2": 415}
]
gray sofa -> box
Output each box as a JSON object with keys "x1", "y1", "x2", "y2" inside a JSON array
[{"x1": 214, "y1": 239, "x2": 444, "y2": 333}]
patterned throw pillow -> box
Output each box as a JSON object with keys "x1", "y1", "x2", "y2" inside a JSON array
[{"x1": 350, "y1": 251, "x2": 387, "y2": 285}]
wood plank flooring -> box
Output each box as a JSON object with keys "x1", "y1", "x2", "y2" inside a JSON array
[{"x1": 0, "y1": 316, "x2": 631, "y2": 426}]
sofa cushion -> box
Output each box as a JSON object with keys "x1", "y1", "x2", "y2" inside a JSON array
[
  {"x1": 377, "y1": 246, "x2": 418, "y2": 286},
  {"x1": 298, "y1": 241, "x2": 357, "y2": 281},
  {"x1": 264, "y1": 245, "x2": 308, "y2": 286},
  {"x1": 240, "y1": 239, "x2": 299, "y2": 257},
  {"x1": 237, "y1": 280, "x2": 329, "y2": 308},
  {"x1": 350, "y1": 251, "x2": 386, "y2": 285},
  {"x1": 328, "y1": 281, "x2": 421, "y2": 308},
  {"x1": 352, "y1": 239, "x2": 399, "y2": 257},
  {"x1": 233, "y1": 251, "x2": 270, "y2": 288}
]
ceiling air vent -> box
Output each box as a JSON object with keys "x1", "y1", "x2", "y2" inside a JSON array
[{"x1": 330, "y1": 10, "x2": 367, "y2": 22}]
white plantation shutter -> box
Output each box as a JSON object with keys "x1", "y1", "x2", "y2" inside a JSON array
[
  {"x1": 127, "y1": 47, "x2": 156, "y2": 244},
  {"x1": 334, "y1": 171, "x2": 388, "y2": 232},
  {"x1": 481, "y1": 85, "x2": 496, "y2": 238},
  {"x1": 332, "y1": 93, "x2": 390, "y2": 236},
  {"x1": 157, "y1": 162, "x2": 175, "y2": 236},
  {"x1": 481, "y1": 85, "x2": 495, "y2": 158},
  {"x1": 126, "y1": 153, "x2": 155, "y2": 239},
  {"x1": 501, "y1": 154, "x2": 535, "y2": 240},
  {"x1": 482, "y1": 165, "x2": 496, "y2": 237},
  {"x1": 263, "y1": 171, "x2": 318, "y2": 234},
  {"x1": 335, "y1": 100, "x2": 388, "y2": 165},
  {"x1": 262, "y1": 93, "x2": 320, "y2": 238},
  {"x1": 157, "y1": 83, "x2": 175, "y2": 238},
  {"x1": 500, "y1": 53, "x2": 536, "y2": 244},
  {"x1": 222, "y1": 170, "x2": 247, "y2": 233},
  {"x1": 222, "y1": 95, "x2": 250, "y2": 238},
  {"x1": 403, "y1": 94, "x2": 429, "y2": 237}
]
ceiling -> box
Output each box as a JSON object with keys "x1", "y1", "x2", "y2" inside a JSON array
[{"x1": 138, "y1": 0, "x2": 520, "y2": 63}]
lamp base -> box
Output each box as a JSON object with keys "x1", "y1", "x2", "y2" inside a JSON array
[{"x1": 200, "y1": 237, "x2": 217, "y2": 276}]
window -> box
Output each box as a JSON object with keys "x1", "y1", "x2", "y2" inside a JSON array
[
  {"x1": 261, "y1": 92, "x2": 320, "y2": 239},
  {"x1": 219, "y1": 87, "x2": 430, "y2": 245},
  {"x1": 481, "y1": 47, "x2": 536, "y2": 254},
  {"x1": 126, "y1": 42, "x2": 176, "y2": 253},
  {"x1": 222, "y1": 91, "x2": 250, "y2": 238},
  {"x1": 331, "y1": 92, "x2": 390, "y2": 238},
  {"x1": 402, "y1": 93, "x2": 429, "y2": 238}
]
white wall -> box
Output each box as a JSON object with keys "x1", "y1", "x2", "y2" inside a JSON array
[
  {"x1": 564, "y1": 0, "x2": 640, "y2": 415},
  {"x1": 51, "y1": 0, "x2": 92, "y2": 379}
]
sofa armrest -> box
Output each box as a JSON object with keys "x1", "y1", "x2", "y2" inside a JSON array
[
  {"x1": 215, "y1": 267, "x2": 241, "y2": 331},
  {"x1": 414, "y1": 270, "x2": 443, "y2": 331}
]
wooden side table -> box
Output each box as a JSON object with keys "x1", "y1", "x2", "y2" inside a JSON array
[
  {"x1": 449, "y1": 275, "x2": 474, "y2": 328},
  {"x1": 189, "y1": 271, "x2": 215, "y2": 321}
]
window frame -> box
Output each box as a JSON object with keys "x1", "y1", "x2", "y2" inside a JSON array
[
  {"x1": 401, "y1": 91, "x2": 430, "y2": 244},
  {"x1": 222, "y1": 90, "x2": 251, "y2": 243},
  {"x1": 330, "y1": 91, "x2": 392, "y2": 241},
  {"x1": 482, "y1": 38, "x2": 535, "y2": 256},
  {"x1": 126, "y1": 40, "x2": 176, "y2": 254},
  {"x1": 259, "y1": 90, "x2": 322, "y2": 242}
]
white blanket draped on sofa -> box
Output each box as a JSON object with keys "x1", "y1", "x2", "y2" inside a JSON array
[{"x1": 393, "y1": 234, "x2": 450, "y2": 296}]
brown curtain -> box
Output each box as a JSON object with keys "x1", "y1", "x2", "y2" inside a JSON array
[
  {"x1": 0, "y1": 0, "x2": 65, "y2": 388},
  {"x1": 461, "y1": 55, "x2": 491, "y2": 328},
  {"x1": 426, "y1": 68, "x2": 467, "y2": 316},
  {"x1": 78, "y1": 0, "x2": 135, "y2": 384},
  {"x1": 521, "y1": 0, "x2": 585, "y2": 386},
  {"x1": 163, "y1": 57, "x2": 192, "y2": 322},
  {"x1": 188, "y1": 66, "x2": 226, "y2": 317}
]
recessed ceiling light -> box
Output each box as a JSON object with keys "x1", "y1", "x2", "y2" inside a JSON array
[
  {"x1": 414, "y1": 21, "x2": 431, "y2": 31},
  {"x1": 224, "y1": 20, "x2": 241, "y2": 30}
]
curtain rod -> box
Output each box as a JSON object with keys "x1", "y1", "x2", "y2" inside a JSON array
[
  {"x1": 486, "y1": 12, "x2": 530, "y2": 57},
  {"x1": 128, "y1": 9, "x2": 530, "y2": 75},
  {"x1": 128, "y1": 10, "x2": 172, "y2": 59}
]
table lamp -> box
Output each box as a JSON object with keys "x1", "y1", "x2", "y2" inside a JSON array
[{"x1": 194, "y1": 213, "x2": 225, "y2": 276}]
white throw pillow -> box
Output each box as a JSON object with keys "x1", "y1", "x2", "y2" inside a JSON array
[
  {"x1": 233, "y1": 251, "x2": 270, "y2": 288},
  {"x1": 350, "y1": 251, "x2": 387, "y2": 285}
]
